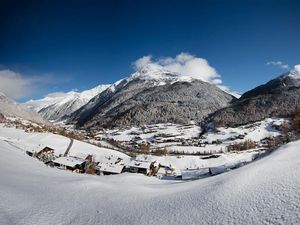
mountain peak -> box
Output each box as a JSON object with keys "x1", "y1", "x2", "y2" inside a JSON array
[
  {"x1": 130, "y1": 64, "x2": 180, "y2": 81},
  {"x1": 287, "y1": 64, "x2": 300, "y2": 79}
]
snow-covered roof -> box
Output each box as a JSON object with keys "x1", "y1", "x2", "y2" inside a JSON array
[
  {"x1": 97, "y1": 162, "x2": 124, "y2": 174},
  {"x1": 53, "y1": 156, "x2": 85, "y2": 167},
  {"x1": 129, "y1": 160, "x2": 152, "y2": 169}
]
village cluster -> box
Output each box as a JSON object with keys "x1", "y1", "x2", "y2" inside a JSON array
[
  {"x1": 2, "y1": 116, "x2": 293, "y2": 181},
  {"x1": 25, "y1": 146, "x2": 177, "y2": 178},
  {"x1": 25, "y1": 142, "x2": 269, "y2": 181}
]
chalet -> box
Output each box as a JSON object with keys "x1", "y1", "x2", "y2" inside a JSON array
[
  {"x1": 95, "y1": 155, "x2": 126, "y2": 175},
  {"x1": 53, "y1": 156, "x2": 85, "y2": 172},
  {"x1": 35, "y1": 146, "x2": 55, "y2": 163},
  {"x1": 128, "y1": 160, "x2": 152, "y2": 175},
  {"x1": 96, "y1": 162, "x2": 124, "y2": 175}
]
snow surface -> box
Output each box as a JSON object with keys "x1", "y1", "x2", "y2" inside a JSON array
[
  {"x1": 98, "y1": 123, "x2": 201, "y2": 143},
  {"x1": 0, "y1": 134, "x2": 300, "y2": 224},
  {"x1": 0, "y1": 125, "x2": 129, "y2": 162},
  {"x1": 136, "y1": 151, "x2": 259, "y2": 174}
]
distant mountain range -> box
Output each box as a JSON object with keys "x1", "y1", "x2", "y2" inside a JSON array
[
  {"x1": 24, "y1": 84, "x2": 110, "y2": 121},
  {"x1": 0, "y1": 92, "x2": 47, "y2": 124},
  {"x1": 15, "y1": 64, "x2": 300, "y2": 130}
]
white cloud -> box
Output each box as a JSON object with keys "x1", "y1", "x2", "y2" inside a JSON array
[
  {"x1": 266, "y1": 61, "x2": 290, "y2": 70},
  {"x1": 133, "y1": 56, "x2": 152, "y2": 70},
  {"x1": 45, "y1": 92, "x2": 70, "y2": 98},
  {"x1": 133, "y1": 52, "x2": 221, "y2": 85},
  {"x1": 0, "y1": 69, "x2": 56, "y2": 100},
  {"x1": 294, "y1": 64, "x2": 300, "y2": 73}
]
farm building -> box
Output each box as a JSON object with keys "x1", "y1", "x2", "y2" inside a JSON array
[
  {"x1": 96, "y1": 162, "x2": 124, "y2": 175},
  {"x1": 36, "y1": 146, "x2": 55, "y2": 163},
  {"x1": 156, "y1": 165, "x2": 175, "y2": 177},
  {"x1": 53, "y1": 156, "x2": 85, "y2": 173},
  {"x1": 128, "y1": 160, "x2": 152, "y2": 175},
  {"x1": 96, "y1": 155, "x2": 126, "y2": 175}
]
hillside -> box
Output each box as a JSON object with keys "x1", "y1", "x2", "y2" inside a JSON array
[
  {"x1": 208, "y1": 66, "x2": 300, "y2": 127},
  {"x1": 68, "y1": 65, "x2": 235, "y2": 129},
  {"x1": 0, "y1": 92, "x2": 47, "y2": 124},
  {"x1": 0, "y1": 132, "x2": 299, "y2": 224}
]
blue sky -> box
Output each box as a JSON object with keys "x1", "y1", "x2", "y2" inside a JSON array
[{"x1": 0, "y1": 0, "x2": 299, "y2": 101}]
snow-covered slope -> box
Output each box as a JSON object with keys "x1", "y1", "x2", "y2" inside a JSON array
[
  {"x1": 98, "y1": 118, "x2": 285, "y2": 154},
  {"x1": 24, "y1": 84, "x2": 110, "y2": 121},
  {"x1": 208, "y1": 65, "x2": 300, "y2": 127},
  {"x1": 0, "y1": 92, "x2": 47, "y2": 124},
  {"x1": 0, "y1": 132, "x2": 300, "y2": 224}
]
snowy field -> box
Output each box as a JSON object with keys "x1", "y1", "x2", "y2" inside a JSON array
[
  {"x1": 95, "y1": 118, "x2": 285, "y2": 154},
  {"x1": 96, "y1": 122, "x2": 201, "y2": 142},
  {"x1": 0, "y1": 124, "x2": 262, "y2": 175},
  {"x1": 0, "y1": 125, "x2": 129, "y2": 162},
  {"x1": 1, "y1": 134, "x2": 300, "y2": 224}
]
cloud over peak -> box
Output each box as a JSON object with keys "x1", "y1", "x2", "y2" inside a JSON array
[
  {"x1": 133, "y1": 52, "x2": 221, "y2": 85},
  {"x1": 294, "y1": 64, "x2": 300, "y2": 73}
]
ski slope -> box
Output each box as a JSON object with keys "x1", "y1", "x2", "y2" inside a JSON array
[{"x1": 0, "y1": 136, "x2": 299, "y2": 224}]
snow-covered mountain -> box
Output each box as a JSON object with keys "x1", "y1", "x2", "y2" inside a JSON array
[
  {"x1": 24, "y1": 84, "x2": 110, "y2": 121},
  {"x1": 208, "y1": 65, "x2": 300, "y2": 127},
  {"x1": 0, "y1": 92, "x2": 47, "y2": 124},
  {"x1": 67, "y1": 65, "x2": 236, "y2": 128}
]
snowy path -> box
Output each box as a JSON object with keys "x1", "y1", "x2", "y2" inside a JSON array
[
  {"x1": 0, "y1": 138, "x2": 300, "y2": 224},
  {"x1": 64, "y1": 138, "x2": 74, "y2": 156}
]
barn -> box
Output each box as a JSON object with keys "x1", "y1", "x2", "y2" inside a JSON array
[
  {"x1": 35, "y1": 146, "x2": 55, "y2": 163},
  {"x1": 53, "y1": 156, "x2": 85, "y2": 173},
  {"x1": 128, "y1": 160, "x2": 152, "y2": 175}
]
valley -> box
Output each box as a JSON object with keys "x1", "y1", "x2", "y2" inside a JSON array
[{"x1": 1, "y1": 59, "x2": 300, "y2": 225}]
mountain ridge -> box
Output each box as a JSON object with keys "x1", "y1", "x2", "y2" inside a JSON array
[
  {"x1": 207, "y1": 66, "x2": 300, "y2": 127},
  {"x1": 24, "y1": 84, "x2": 110, "y2": 121},
  {"x1": 0, "y1": 92, "x2": 48, "y2": 124},
  {"x1": 67, "y1": 66, "x2": 236, "y2": 129}
]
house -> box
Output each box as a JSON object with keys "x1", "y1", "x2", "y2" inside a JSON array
[
  {"x1": 35, "y1": 146, "x2": 55, "y2": 163},
  {"x1": 156, "y1": 164, "x2": 174, "y2": 176},
  {"x1": 95, "y1": 155, "x2": 126, "y2": 175},
  {"x1": 53, "y1": 156, "x2": 85, "y2": 172},
  {"x1": 128, "y1": 160, "x2": 152, "y2": 175},
  {"x1": 147, "y1": 161, "x2": 160, "y2": 176},
  {"x1": 96, "y1": 162, "x2": 124, "y2": 175}
]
